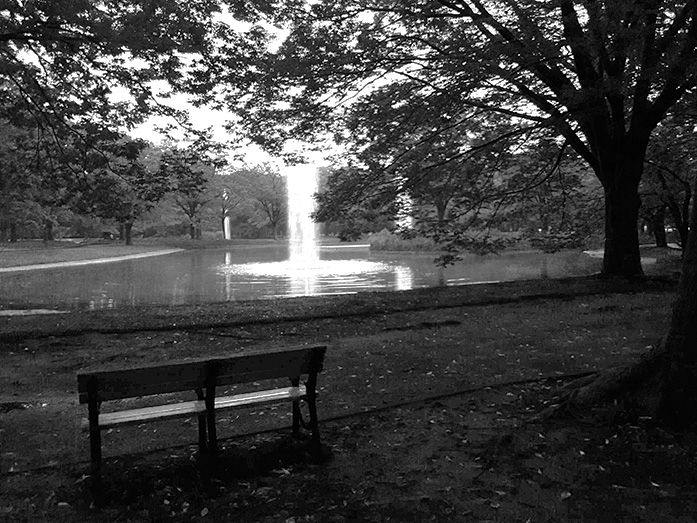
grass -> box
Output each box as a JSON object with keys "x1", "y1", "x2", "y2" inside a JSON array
[
  {"x1": 0, "y1": 241, "x2": 177, "y2": 269},
  {"x1": 0, "y1": 237, "x2": 368, "y2": 268}
]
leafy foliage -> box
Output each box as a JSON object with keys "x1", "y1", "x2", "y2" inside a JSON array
[
  {"x1": 231, "y1": 164, "x2": 287, "y2": 240},
  {"x1": 225, "y1": 1, "x2": 697, "y2": 275},
  {"x1": 158, "y1": 146, "x2": 218, "y2": 239},
  {"x1": 641, "y1": 92, "x2": 697, "y2": 249},
  {"x1": 72, "y1": 134, "x2": 170, "y2": 244},
  {"x1": 0, "y1": 0, "x2": 278, "y2": 242}
]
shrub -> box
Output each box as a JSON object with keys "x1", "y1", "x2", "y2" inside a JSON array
[{"x1": 369, "y1": 229, "x2": 439, "y2": 252}]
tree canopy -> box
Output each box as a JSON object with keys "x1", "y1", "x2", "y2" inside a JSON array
[
  {"x1": 224, "y1": 0, "x2": 697, "y2": 277},
  {"x1": 0, "y1": 0, "x2": 258, "y2": 240}
]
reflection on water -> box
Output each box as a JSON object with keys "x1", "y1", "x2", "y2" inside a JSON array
[
  {"x1": 0, "y1": 245, "x2": 602, "y2": 310},
  {"x1": 220, "y1": 255, "x2": 393, "y2": 299},
  {"x1": 394, "y1": 265, "x2": 414, "y2": 291}
]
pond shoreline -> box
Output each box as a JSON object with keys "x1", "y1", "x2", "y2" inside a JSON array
[{"x1": 0, "y1": 273, "x2": 679, "y2": 339}]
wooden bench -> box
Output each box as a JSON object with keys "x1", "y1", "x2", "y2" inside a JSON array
[{"x1": 77, "y1": 344, "x2": 327, "y2": 492}]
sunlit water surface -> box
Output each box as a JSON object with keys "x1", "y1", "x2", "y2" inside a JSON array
[{"x1": 0, "y1": 244, "x2": 602, "y2": 310}]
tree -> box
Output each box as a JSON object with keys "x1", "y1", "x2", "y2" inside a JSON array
[
  {"x1": 0, "y1": 118, "x2": 41, "y2": 241},
  {"x1": 234, "y1": 164, "x2": 287, "y2": 240},
  {"x1": 505, "y1": 141, "x2": 605, "y2": 252},
  {"x1": 0, "y1": 0, "x2": 258, "y2": 229},
  {"x1": 653, "y1": 191, "x2": 697, "y2": 427},
  {"x1": 315, "y1": 83, "x2": 548, "y2": 253},
  {"x1": 0, "y1": 94, "x2": 80, "y2": 241},
  {"x1": 641, "y1": 94, "x2": 697, "y2": 249},
  {"x1": 316, "y1": 83, "x2": 604, "y2": 258},
  {"x1": 545, "y1": 176, "x2": 697, "y2": 429},
  {"x1": 344, "y1": 84, "x2": 516, "y2": 230},
  {"x1": 0, "y1": 0, "x2": 226, "y2": 130},
  {"x1": 223, "y1": 1, "x2": 697, "y2": 279},
  {"x1": 209, "y1": 170, "x2": 246, "y2": 238},
  {"x1": 73, "y1": 133, "x2": 169, "y2": 245},
  {"x1": 314, "y1": 164, "x2": 400, "y2": 241},
  {"x1": 159, "y1": 146, "x2": 217, "y2": 240}
]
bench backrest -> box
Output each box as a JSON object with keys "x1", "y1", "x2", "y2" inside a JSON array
[{"x1": 77, "y1": 345, "x2": 327, "y2": 403}]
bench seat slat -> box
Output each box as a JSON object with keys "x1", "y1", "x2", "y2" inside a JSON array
[
  {"x1": 214, "y1": 385, "x2": 306, "y2": 409},
  {"x1": 82, "y1": 386, "x2": 307, "y2": 431},
  {"x1": 96, "y1": 400, "x2": 205, "y2": 429}
]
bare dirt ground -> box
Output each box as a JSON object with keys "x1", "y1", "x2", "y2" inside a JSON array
[{"x1": 1, "y1": 248, "x2": 695, "y2": 522}]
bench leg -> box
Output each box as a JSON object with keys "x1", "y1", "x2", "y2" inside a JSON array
[
  {"x1": 291, "y1": 378, "x2": 301, "y2": 436},
  {"x1": 292, "y1": 401, "x2": 302, "y2": 435},
  {"x1": 307, "y1": 396, "x2": 320, "y2": 448},
  {"x1": 87, "y1": 399, "x2": 103, "y2": 498},
  {"x1": 205, "y1": 387, "x2": 218, "y2": 454},
  {"x1": 305, "y1": 374, "x2": 320, "y2": 448},
  {"x1": 196, "y1": 388, "x2": 208, "y2": 453}
]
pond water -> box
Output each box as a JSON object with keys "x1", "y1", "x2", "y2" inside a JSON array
[{"x1": 0, "y1": 244, "x2": 602, "y2": 311}]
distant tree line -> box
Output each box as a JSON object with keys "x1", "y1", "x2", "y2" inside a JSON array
[
  {"x1": 0, "y1": 112, "x2": 292, "y2": 244},
  {"x1": 0, "y1": 0, "x2": 294, "y2": 245}
]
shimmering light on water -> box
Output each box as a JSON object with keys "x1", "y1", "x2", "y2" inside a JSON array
[
  {"x1": 219, "y1": 255, "x2": 394, "y2": 298},
  {"x1": 221, "y1": 259, "x2": 390, "y2": 277}
]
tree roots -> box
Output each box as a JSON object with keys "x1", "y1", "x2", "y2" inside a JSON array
[{"x1": 536, "y1": 339, "x2": 668, "y2": 421}]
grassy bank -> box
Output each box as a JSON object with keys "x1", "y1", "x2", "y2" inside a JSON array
[
  {"x1": 0, "y1": 241, "x2": 178, "y2": 269},
  {"x1": 0, "y1": 237, "x2": 365, "y2": 268}
]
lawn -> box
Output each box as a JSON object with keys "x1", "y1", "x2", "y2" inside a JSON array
[{"x1": 0, "y1": 241, "x2": 179, "y2": 269}]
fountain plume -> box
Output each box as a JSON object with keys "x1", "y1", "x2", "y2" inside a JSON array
[{"x1": 286, "y1": 164, "x2": 320, "y2": 265}]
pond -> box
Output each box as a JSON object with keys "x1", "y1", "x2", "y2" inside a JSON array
[{"x1": 0, "y1": 244, "x2": 602, "y2": 311}]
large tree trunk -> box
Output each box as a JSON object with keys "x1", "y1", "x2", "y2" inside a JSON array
[
  {"x1": 548, "y1": 180, "x2": 697, "y2": 429},
  {"x1": 124, "y1": 222, "x2": 133, "y2": 246},
  {"x1": 43, "y1": 218, "x2": 54, "y2": 242},
  {"x1": 596, "y1": 136, "x2": 648, "y2": 279},
  {"x1": 650, "y1": 208, "x2": 668, "y2": 248},
  {"x1": 602, "y1": 181, "x2": 643, "y2": 278},
  {"x1": 654, "y1": 185, "x2": 697, "y2": 428}
]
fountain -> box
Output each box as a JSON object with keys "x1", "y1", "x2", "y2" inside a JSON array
[
  {"x1": 286, "y1": 164, "x2": 320, "y2": 266},
  {"x1": 219, "y1": 163, "x2": 391, "y2": 298}
]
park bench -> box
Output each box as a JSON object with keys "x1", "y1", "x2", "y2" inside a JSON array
[{"x1": 77, "y1": 344, "x2": 327, "y2": 492}]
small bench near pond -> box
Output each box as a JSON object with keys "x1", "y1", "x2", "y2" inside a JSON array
[{"x1": 77, "y1": 344, "x2": 327, "y2": 494}]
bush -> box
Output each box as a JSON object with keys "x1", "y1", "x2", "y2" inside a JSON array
[{"x1": 369, "y1": 229, "x2": 439, "y2": 252}]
